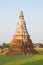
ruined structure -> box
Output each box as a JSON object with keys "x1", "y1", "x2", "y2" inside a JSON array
[{"x1": 9, "y1": 11, "x2": 37, "y2": 54}]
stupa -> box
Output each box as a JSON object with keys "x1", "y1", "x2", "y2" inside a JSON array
[{"x1": 10, "y1": 11, "x2": 37, "y2": 54}]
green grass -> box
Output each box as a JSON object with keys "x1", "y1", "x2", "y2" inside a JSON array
[{"x1": 0, "y1": 52, "x2": 43, "y2": 65}]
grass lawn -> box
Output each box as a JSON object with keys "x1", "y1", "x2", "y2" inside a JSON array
[{"x1": 0, "y1": 51, "x2": 43, "y2": 65}]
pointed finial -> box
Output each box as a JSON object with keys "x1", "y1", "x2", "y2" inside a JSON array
[{"x1": 19, "y1": 10, "x2": 24, "y2": 19}]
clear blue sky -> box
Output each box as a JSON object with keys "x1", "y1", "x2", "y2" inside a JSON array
[{"x1": 0, "y1": 0, "x2": 43, "y2": 44}]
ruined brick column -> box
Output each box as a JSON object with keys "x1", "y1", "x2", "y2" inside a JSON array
[{"x1": 10, "y1": 11, "x2": 37, "y2": 54}]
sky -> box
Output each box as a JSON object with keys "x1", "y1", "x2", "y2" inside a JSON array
[{"x1": 0, "y1": 0, "x2": 43, "y2": 44}]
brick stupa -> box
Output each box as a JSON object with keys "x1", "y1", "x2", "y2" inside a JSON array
[{"x1": 9, "y1": 11, "x2": 36, "y2": 55}]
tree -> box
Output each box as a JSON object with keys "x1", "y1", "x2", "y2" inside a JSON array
[
  {"x1": 2, "y1": 43, "x2": 7, "y2": 48},
  {"x1": 6, "y1": 43, "x2": 10, "y2": 48},
  {"x1": 0, "y1": 45, "x2": 1, "y2": 49},
  {"x1": 1, "y1": 43, "x2": 10, "y2": 48}
]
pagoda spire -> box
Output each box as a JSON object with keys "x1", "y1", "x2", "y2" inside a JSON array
[
  {"x1": 19, "y1": 10, "x2": 24, "y2": 19},
  {"x1": 10, "y1": 11, "x2": 37, "y2": 55}
]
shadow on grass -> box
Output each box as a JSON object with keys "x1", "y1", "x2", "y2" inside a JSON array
[
  {"x1": 21, "y1": 59, "x2": 43, "y2": 65},
  {"x1": 0, "y1": 54, "x2": 26, "y2": 65}
]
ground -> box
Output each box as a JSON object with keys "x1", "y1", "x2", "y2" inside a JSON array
[{"x1": 0, "y1": 48, "x2": 43, "y2": 65}]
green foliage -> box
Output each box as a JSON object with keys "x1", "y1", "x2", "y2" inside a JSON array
[
  {"x1": 0, "y1": 45, "x2": 1, "y2": 49},
  {"x1": 1, "y1": 43, "x2": 10, "y2": 49},
  {"x1": 0, "y1": 51, "x2": 43, "y2": 65}
]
